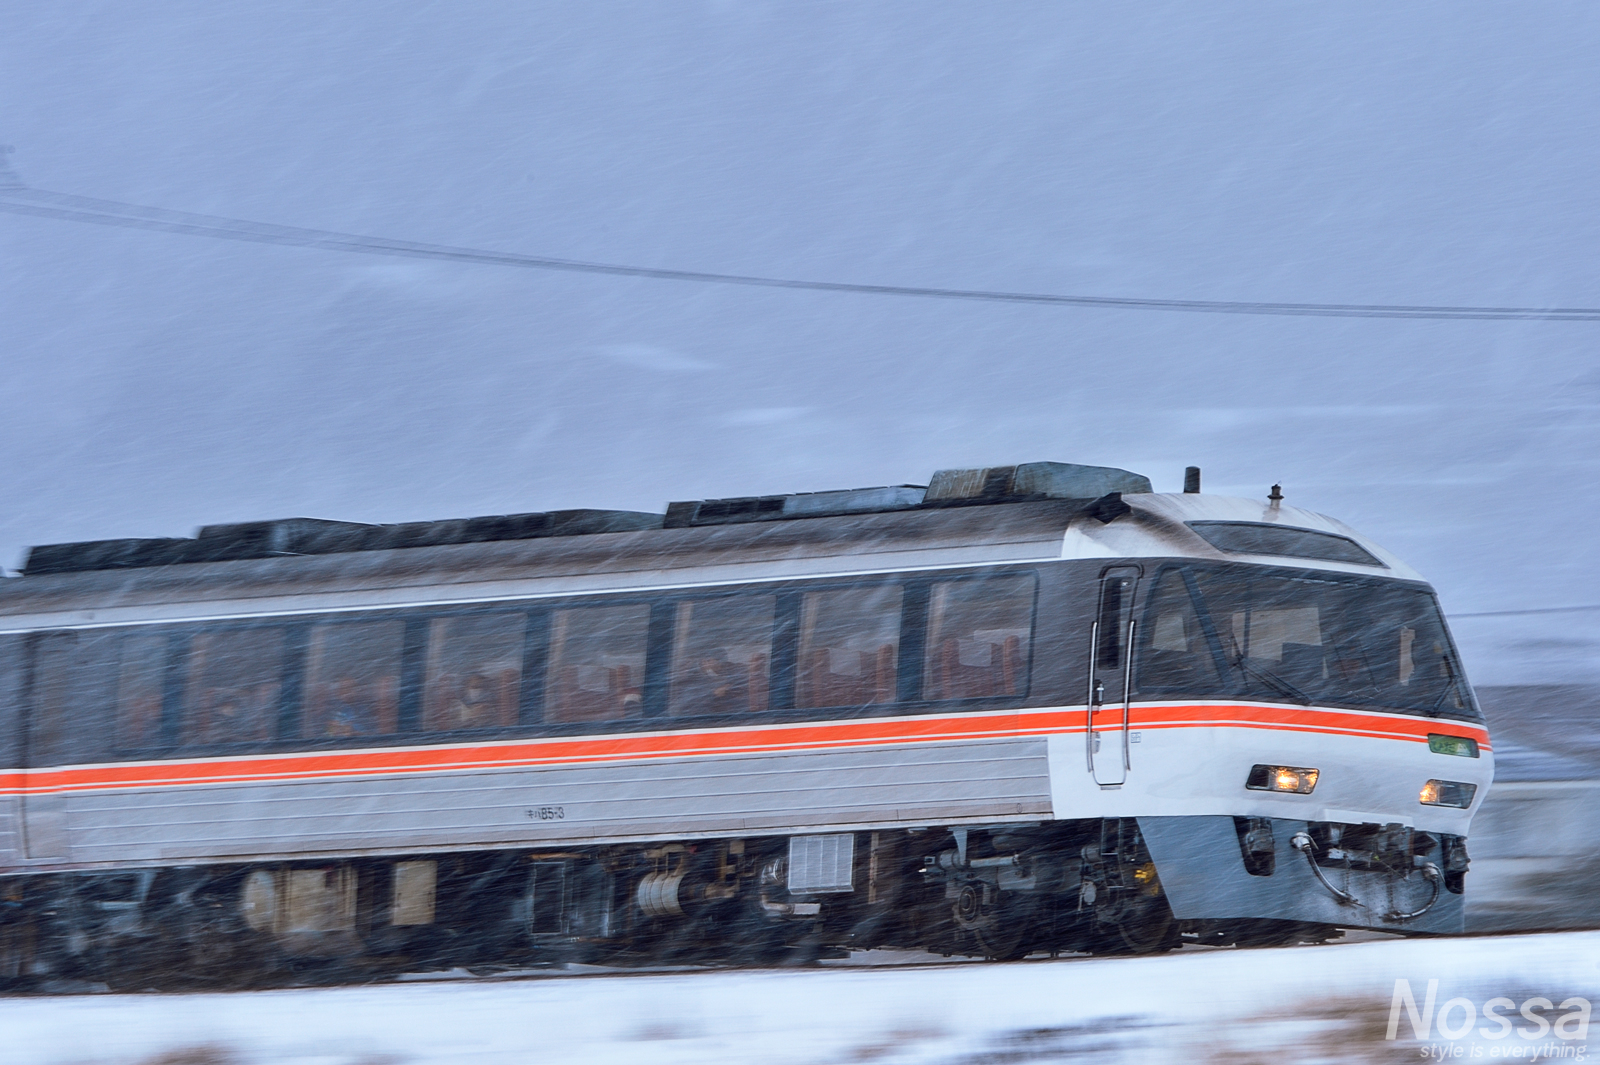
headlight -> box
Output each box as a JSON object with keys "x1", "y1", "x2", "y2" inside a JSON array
[
  {"x1": 1427, "y1": 734, "x2": 1480, "y2": 758},
  {"x1": 1420, "y1": 779, "x2": 1477, "y2": 808},
  {"x1": 1246, "y1": 764, "x2": 1319, "y2": 794}
]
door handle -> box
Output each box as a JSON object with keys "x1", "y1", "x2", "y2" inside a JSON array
[
  {"x1": 1122, "y1": 620, "x2": 1136, "y2": 770},
  {"x1": 1085, "y1": 621, "x2": 1099, "y2": 771}
]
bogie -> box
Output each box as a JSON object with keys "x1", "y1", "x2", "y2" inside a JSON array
[{"x1": 0, "y1": 819, "x2": 1353, "y2": 989}]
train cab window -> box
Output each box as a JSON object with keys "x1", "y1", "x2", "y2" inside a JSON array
[
  {"x1": 1187, "y1": 521, "x2": 1383, "y2": 567},
  {"x1": 923, "y1": 575, "x2": 1034, "y2": 700},
  {"x1": 1136, "y1": 570, "x2": 1220, "y2": 692},
  {"x1": 668, "y1": 595, "x2": 777, "y2": 716},
  {"x1": 545, "y1": 604, "x2": 650, "y2": 723},
  {"x1": 796, "y1": 585, "x2": 903, "y2": 709},
  {"x1": 184, "y1": 628, "x2": 287, "y2": 745},
  {"x1": 114, "y1": 632, "x2": 169, "y2": 750},
  {"x1": 423, "y1": 612, "x2": 525, "y2": 731},
  {"x1": 304, "y1": 620, "x2": 403, "y2": 738},
  {"x1": 1225, "y1": 606, "x2": 1322, "y2": 672},
  {"x1": 1186, "y1": 566, "x2": 1478, "y2": 719}
]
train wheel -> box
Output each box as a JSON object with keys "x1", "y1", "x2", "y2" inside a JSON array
[
  {"x1": 1095, "y1": 900, "x2": 1180, "y2": 955},
  {"x1": 0, "y1": 919, "x2": 33, "y2": 991},
  {"x1": 1089, "y1": 877, "x2": 1181, "y2": 956},
  {"x1": 974, "y1": 897, "x2": 1040, "y2": 961},
  {"x1": 949, "y1": 879, "x2": 1039, "y2": 962}
]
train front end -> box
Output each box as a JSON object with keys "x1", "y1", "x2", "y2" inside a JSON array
[{"x1": 1047, "y1": 490, "x2": 1492, "y2": 941}]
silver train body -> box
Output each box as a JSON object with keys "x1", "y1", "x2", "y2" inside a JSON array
[{"x1": 0, "y1": 462, "x2": 1493, "y2": 984}]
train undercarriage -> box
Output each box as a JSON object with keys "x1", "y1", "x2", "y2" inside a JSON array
[{"x1": 0, "y1": 816, "x2": 1468, "y2": 992}]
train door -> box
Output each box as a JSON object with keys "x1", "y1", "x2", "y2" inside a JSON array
[
  {"x1": 1088, "y1": 567, "x2": 1139, "y2": 786},
  {"x1": 19, "y1": 634, "x2": 70, "y2": 860},
  {"x1": 0, "y1": 636, "x2": 22, "y2": 866}
]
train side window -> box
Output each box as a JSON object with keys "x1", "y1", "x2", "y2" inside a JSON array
[
  {"x1": 423, "y1": 612, "x2": 525, "y2": 731},
  {"x1": 114, "y1": 631, "x2": 169, "y2": 750},
  {"x1": 923, "y1": 575, "x2": 1034, "y2": 700},
  {"x1": 28, "y1": 633, "x2": 81, "y2": 765},
  {"x1": 796, "y1": 585, "x2": 903, "y2": 709},
  {"x1": 184, "y1": 628, "x2": 287, "y2": 745},
  {"x1": 668, "y1": 595, "x2": 777, "y2": 716},
  {"x1": 304, "y1": 619, "x2": 404, "y2": 738},
  {"x1": 545, "y1": 604, "x2": 650, "y2": 724},
  {"x1": 0, "y1": 635, "x2": 23, "y2": 769},
  {"x1": 1136, "y1": 569, "x2": 1220, "y2": 692},
  {"x1": 1096, "y1": 573, "x2": 1136, "y2": 671}
]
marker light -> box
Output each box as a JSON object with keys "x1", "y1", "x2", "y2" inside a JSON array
[
  {"x1": 1420, "y1": 779, "x2": 1477, "y2": 808},
  {"x1": 1427, "y1": 734, "x2": 1480, "y2": 758},
  {"x1": 1246, "y1": 764, "x2": 1320, "y2": 794}
]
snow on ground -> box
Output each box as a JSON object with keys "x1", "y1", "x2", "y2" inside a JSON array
[{"x1": 3, "y1": 933, "x2": 1597, "y2": 1065}]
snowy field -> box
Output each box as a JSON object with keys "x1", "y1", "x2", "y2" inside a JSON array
[{"x1": 4, "y1": 933, "x2": 1596, "y2": 1065}]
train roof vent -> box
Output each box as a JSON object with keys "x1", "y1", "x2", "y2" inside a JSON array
[
  {"x1": 925, "y1": 462, "x2": 1152, "y2": 502},
  {"x1": 665, "y1": 485, "x2": 927, "y2": 528},
  {"x1": 21, "y1": 509, "x2": 664, "y2": 576},
  {"x1": 193, "y1": 518, "x2": 378, "y2": 561},
  {"x1": 350, "y1": 509, "x2": 662, "y2": 551},
  {"x1": 22, "y1": 537, "x2": 197, "y2": 577}
]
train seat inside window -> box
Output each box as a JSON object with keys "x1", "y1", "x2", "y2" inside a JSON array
[
  {"x1": 185, "y1": 628, "x2": 285, "y2": 745},
  {"x1": 545, "y1": 604, "x2": 650, "y2": 723},
  {"x1": 669, "y1": 596, "x2": 776, "y2": 716},
  {"x1": 114, "y1": 632, "x2": 168, "y2": 749},
  {"x1": 796, "y1": 585, "x2": 902, "y2": 709},
  {"x1": 304, "y1": 620, "x2": 402, "y2": 738},
  {"x1": 1277, "y1": 641, "x2": 1329, "y2": 688},
  {"x1": 423, "y1": 613, "x2": 524, "y2": 731},
  {"x1": 923, "y1": 576, "x2": 1033, "y2": 700}
]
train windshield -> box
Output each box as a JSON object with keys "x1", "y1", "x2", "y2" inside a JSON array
[{"x1": 1135, "y1": 564, "x2": 1479, "y2": 721}]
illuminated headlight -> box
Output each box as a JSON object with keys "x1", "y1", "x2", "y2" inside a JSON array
[
  {"x1": 1427, "y1": 734, "x2": 1480, "y2": 758},
  {"x1": 1420, "y1": 779, "x2": 1477, "y2": 808},
  {"x1": 1246, "y1": 764, "x2": 1319, "y2": 794}
]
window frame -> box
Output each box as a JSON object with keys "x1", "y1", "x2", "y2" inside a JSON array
[
  {"x1": 920, "y1": 571, "x2": 1040, "y2": 705},
  {"x1": 793, "y1": 582, "x2": 908, "y2": 713},
  {"x1": 176, "y1": 620, "x2": 299, "y2": 754},
  {"x1": 664, "y1": 589, "x2": 783, "y2": 720},
  {"x1": 1133, "y1": 560, "x2": 1480, "y2": 722},
  {"x1": 300, "y1": 615, "x2": 410, "y2": 742},
  {"x1": 541, "y1": 599, "x2": 653, "y2": 727},
  {"x1": 17, "y1": 565, "x2": 1045, "y2": 765}
]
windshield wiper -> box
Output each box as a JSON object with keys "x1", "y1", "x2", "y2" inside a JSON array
[
  {"x1": 1425, "y1": 655, "x2": 1462, "y2": 718},
  {"x1": 1231, "y1": 654, "x2": 1314, "y2": 706}
]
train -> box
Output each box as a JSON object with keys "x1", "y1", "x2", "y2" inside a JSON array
[{"x1": 0, "y1": 461, "x2": 1492, "y2": 988}]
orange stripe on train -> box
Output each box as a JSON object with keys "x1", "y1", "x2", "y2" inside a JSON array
[{"x1": 3, "y1": 703, "x2": 1491, "y2": 795}]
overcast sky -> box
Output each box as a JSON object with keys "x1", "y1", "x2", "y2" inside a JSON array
[{"x1": 4, "y1": 3, "x2": 1599, "y2": 684}]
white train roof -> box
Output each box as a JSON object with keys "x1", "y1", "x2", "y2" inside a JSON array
[{"x1": 1067, "y1": 492, "x2": 1424, "y2": 582}]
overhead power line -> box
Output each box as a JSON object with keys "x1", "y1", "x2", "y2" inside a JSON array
[
  {"x1": 1451, "y1": 605, "x2": 1600, "y2": 618},
  {"x1": 5, "y1": 183, "x2": 1600, "y2": 320}
]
